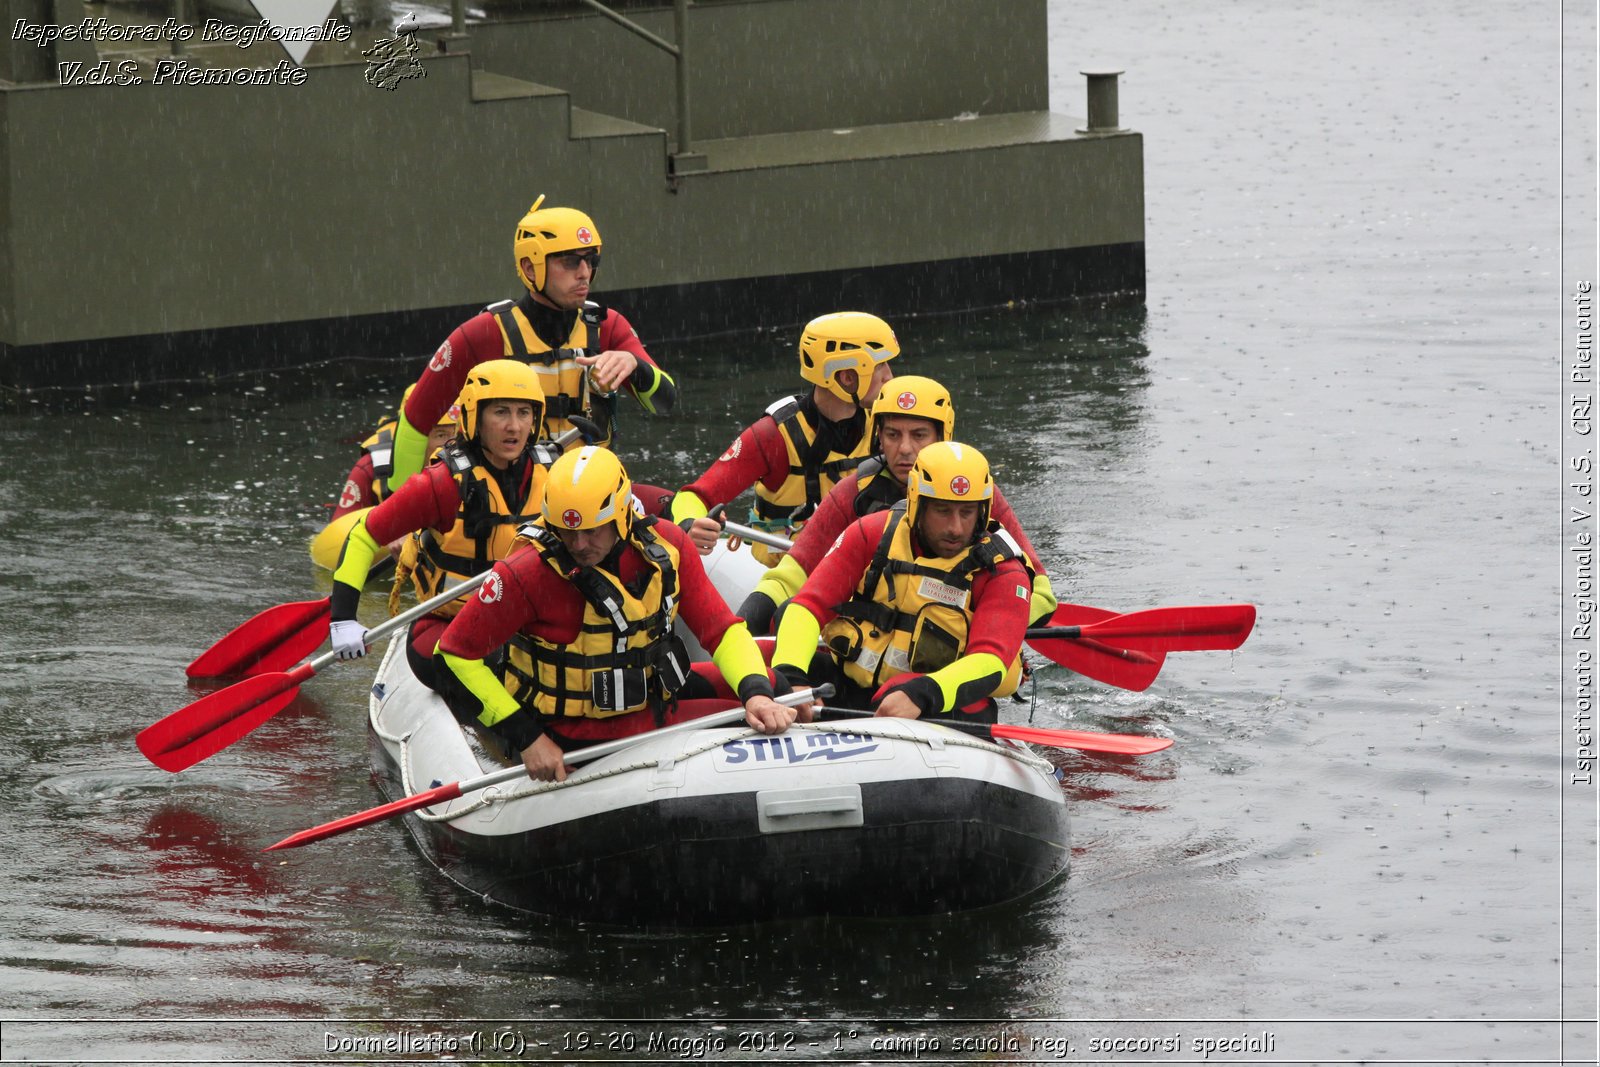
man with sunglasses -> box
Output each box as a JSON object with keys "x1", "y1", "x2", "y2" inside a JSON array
[{"x1": 389, "y1": 196, "x2": 678, "y2": 493}]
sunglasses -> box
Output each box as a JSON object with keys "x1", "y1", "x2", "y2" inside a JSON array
[{"x1": 549, "y1": 250, "x2": 602, "y2": 270}]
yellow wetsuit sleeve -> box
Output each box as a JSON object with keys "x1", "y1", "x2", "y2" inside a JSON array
[
  {"x1": 669, "y1": 489, "x2": 710, "y2": 524},
  {"x1": 753, "y1": 553, "x2": 808, "y2": 605},
  {"x1": 1030, "y1": 572, "x2": 1058, "y2": 625},
  {"x1": 332, "y1": 515, "x2": 383, "y2": 592},
  {"x1": 710, "y1": 620, "x2": 771, "y2": 695},
  {"x1": 772, "y1": 603, "x2": 823, "y2": 673},
  {"x1": 438, "y1": 651, "x2": 523, "y2": 728},
  {"x1": 389, "y1": 411, "x2": 430, "y2": 487},
  {"x1": 927, "y1": 652, "x2": 1008, "y2": 713}
]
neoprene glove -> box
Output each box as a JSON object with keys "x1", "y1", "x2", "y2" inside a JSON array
[{"x1": 330, "y1": 619, "x2": 368, "y2": 660}]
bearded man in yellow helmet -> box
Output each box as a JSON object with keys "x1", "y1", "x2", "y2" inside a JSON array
[
  {"x1": 436, "y1": 446, "x2": 797, "y2": 782},
  {"x1": 389, "y1": 196, "x2": 677, "y2": 492},
  {"x1": 770, "y1": 441, "x2": 1034, "y2": 723},
  {"x1": 736, "y1": 375, "x2": 1057, "y2": 633},
  {"x1": 327, "y1": 361, "x2": 548, "y2": 696},
  {"x1": 670, "y1": 311, "x2": 899, "y2": 562}
]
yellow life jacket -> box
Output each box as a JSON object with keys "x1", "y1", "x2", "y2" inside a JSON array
[
  {"x1": 360, "y1": 419, "x2": 399, "y2": 502},
  {"x1": 392, "y1": 444, "x2": 545, "y2": 618},
  {"x1": 746, "y1": 394, "x2": 871, "y2": 564},
  {"x1": 820, "y1": 501, "x2": 1032, "y2": 694},
  {"x1": 502, "y1": 519, "x2": 692, "y2": 720},
  {"x1": 488, "y1": 295, "x2": 614, "y2": 446}
]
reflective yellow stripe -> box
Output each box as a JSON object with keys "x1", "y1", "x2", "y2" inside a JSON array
[
  {"x1": 439, "y1": 651, "x2": 522, "y2": 727},
  {"x1": 332, "y1": 515, "x2": 383, "y2": 591},
  {"x1": 633, "y1": 364, "x2": 673, "y2": 415},
  {"x1": 710, "y1": 620, "x2": 768, "y2": 693}
]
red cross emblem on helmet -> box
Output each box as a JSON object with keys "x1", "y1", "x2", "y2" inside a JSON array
[
  {"x1": 575, "y1": 227, "x2": 594, "y2": 245},
  {"x1": 561, "y1": 508, "x2": 583, "y2": 529},
  {"x1": 896, "y1": 390, "x2": 917, "y2": 410},
  {"x1": 950, "y1": 475, "x2": 971, "y2": 496}
]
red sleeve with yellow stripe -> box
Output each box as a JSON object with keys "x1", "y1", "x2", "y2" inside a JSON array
[{"x1": 676, "y1": 416, "x2": 792, "y2": 511}]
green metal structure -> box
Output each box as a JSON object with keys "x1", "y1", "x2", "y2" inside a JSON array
[{"x1": 0, "y1": 0, "x2": 1143, "y2": 392}]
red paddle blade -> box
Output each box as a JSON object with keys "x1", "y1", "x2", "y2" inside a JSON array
[
  {"x1": 1027, "y1": 635, "x2": 1166, "y2": 691},
  {"x1": 989, "y1": 722, "x2": 1172, "y2": 755},
  {"x1": 137, "y1": 671, "x2": 303, "y2": 772},
  {"x1": 1078, "y1": 604, "x2": 1257, "y2": 652},
  {"x1": 186, "y1": 598, "x2": 331, "y2": 679},
  {"x1": 265, "y1": 780, "x2": 466, "y2": 851},
  {"x1": 1027, "y1": 603, "x2": 1166, "y2": 691}
]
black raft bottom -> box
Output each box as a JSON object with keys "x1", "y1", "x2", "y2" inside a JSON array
[
  {"x1": 400, "y1": 778, "x2": 1072, "y2": 926},
  {"x1": 1, "y1": 243, "x2": 1143, "y2": 403}
]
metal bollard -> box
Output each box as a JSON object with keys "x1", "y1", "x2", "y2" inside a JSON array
[{"x1": 1078, "y1": 69, "x2": 1127, "y2": 135}]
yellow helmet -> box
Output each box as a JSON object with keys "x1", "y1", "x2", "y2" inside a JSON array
[
  {"x1": 870, "y1": 374, "x2": 954, "y2": 446},
  {"x1": 514, "y1": 194, "x2": 602, "y2": 294},
  {"x1": 797, "y1": 311, "x2": 899, "y2": 405},
  {"x1": 542, "y1": 445, "x2": 635, "y2": 538},
  {"x1": 455, "y1": 359, "x2": 546, "y2": 443},
  {"x1": 906, "y1": 440, "x2": 993, "y2": 532}
]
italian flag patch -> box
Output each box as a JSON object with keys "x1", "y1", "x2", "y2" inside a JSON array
[{"x1": 1016, "y1": 584, "x2": 1029, "y2": 600}]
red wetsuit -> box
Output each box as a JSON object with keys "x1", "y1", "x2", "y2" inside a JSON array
[
  {"x1": 438, "y1": 520, "x2": 760, "y2": 746},
  {"x1": 331, "y1": 453, "x2": 380, "y2": 520},
  {"x1": 354, "y1": 458, "x2": 539, "y2": 662},
  {"x1": 679, "y1": 416, "x2": 796, "y2": 508},
  {"x1": 788, "y1": 509, "x2": 1032, "y2": 713},
  {"x1": 402, "y1": 306, "x2": 656, "y2": 441},
  {"x1": 787, "y1": 473, "x2": 1048, "y2": 578},
  {"x1": 793, "y1": 510, "x2": 1031, "y2": 658}
]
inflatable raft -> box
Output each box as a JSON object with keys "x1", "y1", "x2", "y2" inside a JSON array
[{"x1": 365, "y1": 630, "x2": 1071, "y2": 924}]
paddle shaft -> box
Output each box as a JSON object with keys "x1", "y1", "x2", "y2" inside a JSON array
[
  {"x1": 141, "y1": 571, "x2": 495, "y2": 771},
  {"x1": 265, "y1": 684, "x2": 832, "y2": 851},
  {"x1": 817, "y1": 706, "x2": 1171, "y2": 755},
  {"x1": 719, "y1": 519, "x2": 794, "y2": 552},
  {"x1": 317, "y1": 570, "x2": 492, "y2": 671}
]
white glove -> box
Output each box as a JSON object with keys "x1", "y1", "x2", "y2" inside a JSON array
[{"x1": 330, "y1": 619, "x2": 368, "y2": 660}]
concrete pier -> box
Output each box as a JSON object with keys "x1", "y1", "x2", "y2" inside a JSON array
[{"x1": 0, "y1": 0, "x2": 1143, "y2": 394}]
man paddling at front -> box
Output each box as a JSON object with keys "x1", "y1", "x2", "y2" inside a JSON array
[
  {"x1": 436, "y1": 446, "x2": 798, "y2": 781},
  {"x1": 770, "y1": 441, "x2": 1033, "y2": 723}
]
